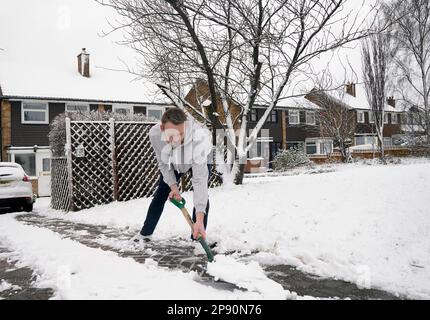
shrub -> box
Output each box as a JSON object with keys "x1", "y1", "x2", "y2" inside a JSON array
[{"x1": 273, "y1": 146, "x2": 311, "y2": 171}]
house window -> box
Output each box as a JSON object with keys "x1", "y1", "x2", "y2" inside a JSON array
[
  {"x1": 66, "y1": 104, "x2": 90, "y2": 113},
  {"x1": 147, "y1": 107, "x2": 164, "y2": 121},
  {"x1": 392, "y1": 113, "x2": 398, "y2": 124},
  {"x1": 357, "y1": 111, "x2": 365, "y2": 123},
  {"x1": 384, "y1": 113, "x2": 389, "y2": 124},
  {"x1": 113, "y1": 105, "x2": 133, "y2": 115},
  {"x1": 250, "y1": 109, "x2": 258, "y2": 122},
  {"x1": 320, "y1": 141, "x2": 333, "y2": 155},
  {"x1": 268, "y1": 110, "x2": 278, "y2": 123},
  {"x1": 42, "y1": 158, "x2": 51, "y2": 172},
  {"x1": 22, "y1": 102, "x2": 49, "y2": 124},
  {"x1": 369, "y1": 112, "x2": 375, "y2": 124},
  {"x1": 383, "y1": 137, "x2": 393, "y2": 147},
  {"x1": 14, "y1": 153, "x2": 36, "y2": 177},
  {"x1": 289, "y1": 110, "x2": 300, "y2": 125},
  {"x1": 306, "y1": 142, "x2": 317, "y2": 155},
  {"x1": 306, "y1": 111, "x2": 316, "y2": 125}
]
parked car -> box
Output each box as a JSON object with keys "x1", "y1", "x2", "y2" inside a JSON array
[{"x1": 0, "y1": 162, "x2": 35, "y2": 212}]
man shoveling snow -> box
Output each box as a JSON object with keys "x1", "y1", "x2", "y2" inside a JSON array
[{"x1": 135, "y1": 108, "x2": 213, "y2": 243}]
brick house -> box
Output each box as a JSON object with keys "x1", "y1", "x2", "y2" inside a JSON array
[
  {"x1": 0, "y1": 49, "x2": 169, "y2": 197},
  {"x1": 306, "y1": 83, "x2": 404, "y2": 150}
]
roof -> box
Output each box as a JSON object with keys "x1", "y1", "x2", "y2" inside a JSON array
[
  {"x1": 0, "y1": 0, "x2": 168, "y2": 105},
  {"x1": 323, "y1": 83, "x2": 401, "y2": 113}
]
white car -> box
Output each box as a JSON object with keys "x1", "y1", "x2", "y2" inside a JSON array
[{"x1": 0, "y1": 162, "x2": 34, "y2": 212}]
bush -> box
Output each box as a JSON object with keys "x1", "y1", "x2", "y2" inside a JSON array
[{"x1": 273, "y1": 146, "x2": 311, "y2": 171}]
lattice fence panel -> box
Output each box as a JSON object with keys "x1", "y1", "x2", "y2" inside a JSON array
[
  {"x1": 115, "y1": 122, "x2": 160, "y2": 201},
  {"x1": 70, "y1": 121, "x2": 114, "y2": 210},
  {"x1": 50, "y1": 157, "x2": 71, "y2": 211}
]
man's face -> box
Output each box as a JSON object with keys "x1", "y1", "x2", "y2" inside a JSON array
[{"x1": 161, "y1": 122, "x2": 185, "y2": 147}]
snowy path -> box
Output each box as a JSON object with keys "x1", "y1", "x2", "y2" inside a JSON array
[
  {"x1": 0, "y1": 246, "x2": 54, "y2": 300},
  {"x1": 11, "y1": 213, "x2": 399, "y2": 300}
]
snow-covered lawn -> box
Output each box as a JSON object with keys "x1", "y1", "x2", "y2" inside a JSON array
[{"x1": 1, "y1": 159, "x2": 430, "y2": 299}]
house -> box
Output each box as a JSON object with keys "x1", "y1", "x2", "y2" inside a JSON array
[
  {"x1": 0, "y1": 48, "x2": 169, "y2": 197},
  {"x1": 305, "y1": 82, "x2": 404, "y2": 151}
]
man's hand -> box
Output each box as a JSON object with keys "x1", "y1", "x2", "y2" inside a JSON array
[
  {"x1": 193, "y1": 212, "x2": 206, "y2": 240},
  {"x1": 168, "y1": 184, "x2": 182, "y2": 201}
]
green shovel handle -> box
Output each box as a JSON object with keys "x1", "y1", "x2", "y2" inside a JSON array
[{"x1": 170, "y1": 198, "x2": 186, "y2": 209}]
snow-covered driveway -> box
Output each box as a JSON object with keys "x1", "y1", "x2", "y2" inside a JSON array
[{"x1": 1, "y1": 159, "x2": 429, "y2": 299}]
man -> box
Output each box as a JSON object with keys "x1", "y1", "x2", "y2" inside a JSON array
[{"x1": 136, "y1": 108, "x2": 213, "y2": 243}]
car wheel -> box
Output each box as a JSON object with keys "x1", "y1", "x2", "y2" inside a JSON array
[
  {"x1": 23, "y1": 204, "x2": 33, "y2": 212},
  {"x1": 11, "y1": 206, "x2": 22, "y2": 213}
]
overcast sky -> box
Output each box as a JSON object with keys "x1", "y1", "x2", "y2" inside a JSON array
[{"x1": 0, "y1": 0, "x2": 377, "y2": 90}]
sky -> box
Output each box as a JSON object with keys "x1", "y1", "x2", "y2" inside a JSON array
[{"x1": 0, "y1": 0, "x2": 378, "y2": 96}]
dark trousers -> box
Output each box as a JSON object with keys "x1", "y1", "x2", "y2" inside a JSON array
[{"x1": 140, "y1": 165, "x2": 211, "y2": 237}]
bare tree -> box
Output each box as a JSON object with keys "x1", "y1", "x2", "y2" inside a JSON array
[
  {"x1": 97, "y1": 0, "x2": 374, "y2": 184},
  {"x1": 362, "y1": 25, "x2": 394, "y2": 161},
  {"x1": 383, "y1": 0, "x2": 430, "y2": 154},
  {"x1": 308, "y1": 89, "x2": 356, "y2": 161}
]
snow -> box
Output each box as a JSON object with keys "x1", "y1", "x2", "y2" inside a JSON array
[
  {"x1": 0, "y1": 215, "x2": 282, "y2": 300},
  {"x1": 207, "y1": 255, "x2": 291, "y2": 300},
  {"x1": 32, "y1": 160, "x2": 430, "y2": 299},
  {"x1": 0, "y1": 280, "x2": 21, "y2": 292},
  {"x1": 0, "y1": 0, "x2": 168, "y2": 105}
]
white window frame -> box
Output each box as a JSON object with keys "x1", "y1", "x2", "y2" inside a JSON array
[
  {"x1": 146, "y1": 106, "x2": 166, "y2": 121},
  {"x1": 368, "y1": 111, "x2": 375, "y2": 124},
  {"x1": 65, "y1": 103, "x2": 90, "y2": 113},
  {"x1": 384, "y1": 113, "x2": 389, "y2": 124},
  {"x1": 357, "y1": 111, "x2": 365, "y2": 124},
  {"x1": 8, "y1": 148, "x2": 51, "y2": 178},
  {"x1": 305, "y1": 138, "x2": 333, "y2": 156},
  {"x1": 112, "y1": 104, "x2": 134, "y2": 115},
  {"x1": 289, "y1": 110, "x2": 300, "y2": 125},
  {"x1": 391, "y1": 113, "x2": 398, "y2": 124},
  {"x1": 306, "y1": 111, "x2": 316, "y2": 126},
  {"x1": 21, "y1": 101, "x2": 49, "y2": 125}
]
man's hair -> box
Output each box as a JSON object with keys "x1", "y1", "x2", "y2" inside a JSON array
[{"x1": 161, "y1": 108, "x2": 188, "y2": 125}]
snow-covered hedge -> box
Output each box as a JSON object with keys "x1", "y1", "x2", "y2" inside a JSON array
[
  {"x1": 49, "y1": 111, "x2": 152, "y2": 158},
  {"x1": 273, "y1": 146, "x2": 311, "y2": 172}
]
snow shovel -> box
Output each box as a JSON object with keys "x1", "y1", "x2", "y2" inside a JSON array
[{"x1": 170, "y1": 198, "x2": 215, "y2": 263}]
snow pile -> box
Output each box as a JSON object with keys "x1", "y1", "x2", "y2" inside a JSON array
[
  {"x1": 0, "y1": 215, "x2": 268, "y2": 300},
  {"x1": 0, "y1": 280, "x2": 21, "y2": 293},
  {"x1": 207, "y1": 255, "x2": 293, "y2": 300}
]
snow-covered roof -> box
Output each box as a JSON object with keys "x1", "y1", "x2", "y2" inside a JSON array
[
  {"x1": 325, "y1": 83, "x2": 401, "y2": 113},
  {"x1": 277, "y1": 96, "x2": 321, "y2": 111},
  {"x1": 0, "y1": 0, "x2": 168, "y2": 105}
]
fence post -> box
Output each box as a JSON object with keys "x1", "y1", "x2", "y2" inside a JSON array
[
  {"x1": 65, "y1": 117, "x2": 74, "y2": 212},
  {"x1": 110, "y1": 118, "x2": 119, "y2": 201}
]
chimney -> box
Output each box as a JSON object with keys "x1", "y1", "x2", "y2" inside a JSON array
[
  {"x1": 387, "y1": 96, "x2": 396, "y2": 108},
  {"x1": 77, "y1": 48, "x2": 90, "y2": 78},
  {"x1": 346, "y1": 82, "x2": 356, "y2": 97}
]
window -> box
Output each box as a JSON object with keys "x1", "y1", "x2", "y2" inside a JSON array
[
  {"x1": 147, "y1": 108, "x2": 163, "y2": 120},
  {"x1": 289, "y1": 110, "x2": 300, "y2": 125},
  {"x1": 320, "y1": 141, "x2": 333, "y2": 155},
  {"x1": 383, "y1": 137, "x2": 392, "y2": 147},
  {"x1": 392, "y1": 113, "x2": 398, "y2": 124},
  {"x1": 368, "y1": 112, "x2": 375, "y2": 123},
  {"x1": 384, "y1": 113, "x2": 389, "y2": 124},
  {"x1": 250, "y1": 109, "x2": 258, "y2": 122},
  {"x1": 22, "y1": 102, "x2": 49, "y2": 124},
  {"x1": 357, "y1": 111, "x2": 365, "y2": 123},
  {"x1": 66, "y1": 104, "x2": 89, "y2": 113},
  {"x1": 113, "y1": 105, "x2": 133, "y2": 115},
  {"x1": 269, "y1": 110, "x2": 278, "y2": 123},
  {"x1": 306, "y1": 111, "x2": 316, "y2": 125},
  {"x1": 42, "y1": 158, "x2": 51, "y2": 172},
  {"x1": 306, "y1": 142, "x2": 317, "y2": 155},
  {"x1": 14, "y1": 153, "x2": 36, "y2": 176}
]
